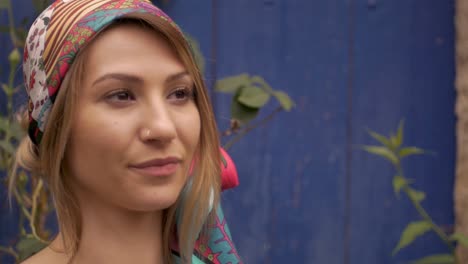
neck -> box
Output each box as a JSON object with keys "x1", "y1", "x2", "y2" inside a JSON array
[
  {"x1": 52, "y1": 200, "x2": 166, "y2": 264},
  {"x1": 79, "y1": 207, "x2": 164, "y2": 263}
]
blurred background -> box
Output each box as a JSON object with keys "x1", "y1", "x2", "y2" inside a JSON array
[{"x1": 0, "y1": 0, "x2": 457, "y2": 263}]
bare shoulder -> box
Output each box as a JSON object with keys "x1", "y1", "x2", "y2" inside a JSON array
[{"x1": 20, "y1": 246, "x2": 67, "y2": 264}]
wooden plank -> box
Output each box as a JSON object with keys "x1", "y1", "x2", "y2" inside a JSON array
[
  {"x1": 349, "y1": 1, "x2": 455, "y2": 263},
  {"x1": 155, "y1": 0, "x2": 214, "y2": 82},
  {"x1": 214, "y1": 0, "x2": 349, "y2": 263}
]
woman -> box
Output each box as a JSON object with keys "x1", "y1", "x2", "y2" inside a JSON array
[{"x1": 11, "y1": 0, "x2": 241, "y2": 263}]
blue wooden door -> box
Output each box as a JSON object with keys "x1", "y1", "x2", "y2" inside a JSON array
[{"x1": 0, "y1": 0, "x2": 455, "y2": 263}]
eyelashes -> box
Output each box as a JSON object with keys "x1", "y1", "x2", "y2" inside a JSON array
[
  {"x1": 106, "y1": 89, "x2": 135, "y2": 101},
  {"x1": 104, "y1": 85, "x2": 196, "y2": 105},
  {"x1": 169, "y1": 86, "x2": 196, "y2": 102}
]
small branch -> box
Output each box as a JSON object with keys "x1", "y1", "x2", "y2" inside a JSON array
[
  {"x1": 30, "y1": 179, "x2": 47, "y2": 243},
  {"x1": 0, "y1": 245, "x2": 19, "y2": 260},
  {"x1": 19, "y1": 209, "x2": 26, "y2": 236},
  {"x1": 223, "y1": 106, "x2": 283, "y2": 150},
  {"x1": 396, "y1": 163, "x2": 455, "y2": 253},
  {"x1": 405, "y1": 188, "x2": 455, "y2": 252},
  {"x1": 221, "y1": 120, "x2": 241, "y2": 137},
  {"x1": 7, "y1": 76, "x2": 15, "y2": 118},
  {"x1": 6, "y1": 0, "x2": 18, "y2": 47},
  {"x1": 12, "y1": 187, "x2": 33, "y2": 224}
]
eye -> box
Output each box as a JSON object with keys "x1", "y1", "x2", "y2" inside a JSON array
[
  {"x1": 105, "y1": 89, "x2": 135, "y2": 103},
  {"x1": 168, "y1": 86, "x2": 195, "y2": 103}
]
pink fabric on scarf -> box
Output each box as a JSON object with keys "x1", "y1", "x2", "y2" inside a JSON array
[{"x1": 220, "y1": 148, "x2": 239, "y2": 190}]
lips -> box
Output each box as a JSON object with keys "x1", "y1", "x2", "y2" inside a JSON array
[{"x1": 129, "y1": 157, "x2": 181, "y2": 177}]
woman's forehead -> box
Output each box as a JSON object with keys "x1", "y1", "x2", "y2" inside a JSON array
[{"x1": 82, "y1": 24, "x2": 187, "y2": 81}]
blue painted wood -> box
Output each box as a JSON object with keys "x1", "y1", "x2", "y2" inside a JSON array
[
  {"x1": 155, "y1": 1, "x2": 214, "y2": 82},
  {"x1": 213, "y1": 1, "x2": 349, "y2": 263},
  {"x1": 349, "y1": 0, "x2": 455, "y2": 263}
]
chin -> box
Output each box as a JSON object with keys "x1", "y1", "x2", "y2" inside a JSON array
[{"x1": 127, "y1": 190, "x2": 182, "y2": 212}]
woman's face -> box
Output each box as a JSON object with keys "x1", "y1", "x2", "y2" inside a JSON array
[{"x1": 65, "y1": 23, "x2": 200, "y2": 212}]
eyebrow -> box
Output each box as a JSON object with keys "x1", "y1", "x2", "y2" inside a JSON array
[
  {"x1": 92, "y1": 71, "x2": 190, "y2": 86},
  {"x1": 165, "y1": 71, "x2": 190, "y2": 84}
]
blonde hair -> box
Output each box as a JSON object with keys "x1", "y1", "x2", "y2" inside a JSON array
[{"x1": 10, "y1": 12, "x2": 221, "y2": 263}]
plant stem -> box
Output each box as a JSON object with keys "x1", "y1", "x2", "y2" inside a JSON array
[
  {"x1": 403, "y1": 186, "x2": 455, "y2": 252},
  {"x1": 30, "y1": 179, "x2": 47, "y2": 243},
  {"x1": 6, "y1": 0, "x2": 16, "y2": 128},
  {"x1": 396, "y1": 163, "x2": 455, "y2": 253},
  {"x1": 7, "y1": 74, "x2": 15, "y2": 118},
  {"x1": 6, "y1": 0, "x2": 18, "y2": 47},
  {"x1": 0, "y1": 245, "x2": 19, "y2": 260},
  {"x1": 223, "y1": 106, "x2": 282, "y2": 150},
  {"x1": 13, "y1": 188, "x2": 30, "y2": 216}
]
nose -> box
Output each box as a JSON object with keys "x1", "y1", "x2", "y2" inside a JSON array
[{"x1": 139, "y1": 101, "x2": 177, "y2": 144}]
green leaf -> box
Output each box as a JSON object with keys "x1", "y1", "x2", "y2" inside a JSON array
[
  {"x1": 367, "y1": 130, "x2": 392, "y2": 148},
  {"x1": 408, "y1": 188, "x2": 426, "y2": 203},
  {"x1": 395, "y1": 119, "x2": 404, "y2": 148},
  {"x1": 237, "y1": 86, "x2": 270, "y2": 108},
  {"x1": 1, "y1": 83, "x2": 14, "y2": 96},
  {"x1": 251, "y1": 75, "x2": 274, "y2": 93},
  {"x1": 0, "y1": 115, "x2": 8, "y2": 132},
  {"x1": 399, "y1": 147, "x2": 425, "y2": 158},
  {"x1": 0, "y1": 0, "x2": 9, "y2": 9},
  {"x1": 450, "y1": 232, "x2": 468, "y2": 248},
  {"x1": 410, "y1": 254, "x2": 455, "y2": 264},
  {"x1": 393, "y1": 221, "x2": 432, "y2": 255},
  {"x1": 231, "y1": 95, "x2": 259, "y2": 124},
  {"x1": 220, "y1": 154, "x2": 227, "y2": 168},
  {"x1": 0, "y1": 140, "x2": 14, "y2": 155},
  {"x1": 0, "y1": 116, "x2": 23, "y2": 140},
  {"x1": 393, "y1": 175, "x2": 407, "y2": 197},
  {"x1": 215, "y1": 74, "x2": 250, "y2": 94},
  {"x1": 273, "y1": 91, "x2": 294, "y2": 111},
  {"x1": 9, "y1": 120, "x2": 25, "y2": 140},
  {"x1": 16, "y1": 235, "x2": 48, "y2": 262},
  {"x1": 389, "y1": 134, "x2": 397, "y2": 149},
  {"x1": 362, "y1": 145, "x2": 399, "y2": 165}
]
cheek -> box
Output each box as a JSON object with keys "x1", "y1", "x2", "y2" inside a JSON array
[
  {"x1": 181, "y1": 107, "x2": 201, "y2": 149},
  {"x1": 70, "y1": 117, "x2": 123, "y2": 154},
  {"x1": 65, "y1": 108, "x2": 133, "y2": 180}
]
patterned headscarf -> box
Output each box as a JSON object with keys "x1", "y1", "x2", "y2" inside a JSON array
[
  {"x1": 23, "y1": 0, "x2": 180, "y2": 145},
  {"x1": 23, "y1": 1, "x2": 242, "y2": 263}
]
